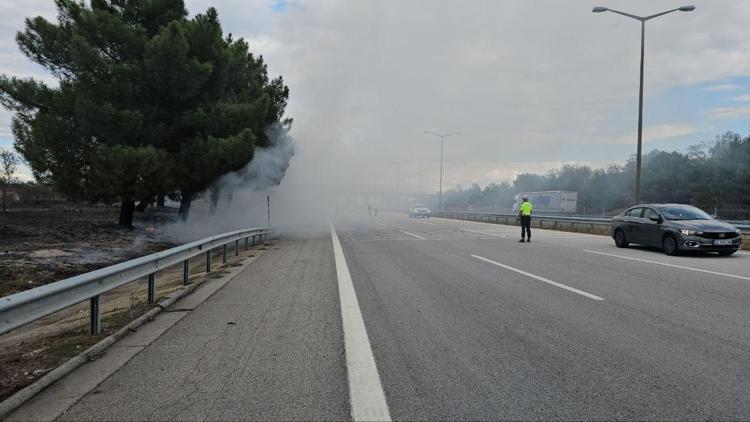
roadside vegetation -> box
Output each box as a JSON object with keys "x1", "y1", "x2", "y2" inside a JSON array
[
  {"x1": 0, "y1": 0, "x2": 290, "y2": 227},
  {"x1": 443, "y1": 132, "x2": 750, "y2": 219}
]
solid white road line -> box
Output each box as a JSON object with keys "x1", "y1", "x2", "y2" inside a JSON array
[
  {"x1": 330, "y1": 224, "x2": 391, "y2": 422},
  {"x1": 418, "y1": 220, "x2": 436, "y2": 225},
  {"x1": 399, "y1": 229, "x2": 426, "y2": 240},
  {"x1": 374, "y1": 221, "x2": 386, "y2": 227},
  {"x1": 584, "y1": 250, "x2": 750, "y2": 281},
  {"x1": 461, "y1": 228, "x2": 507, "y2": 238},
  {"x1": 471, "y1": 254, "x2": 606, "y2": 301}
]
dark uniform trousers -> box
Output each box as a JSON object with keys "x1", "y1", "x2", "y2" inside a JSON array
[{"x1": 520, "y1": 215, "x2": 531, "y2": 239}]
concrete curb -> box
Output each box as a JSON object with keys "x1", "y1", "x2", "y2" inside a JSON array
[{"x1": 0, "y1": 255, "x2": 248, "y2": 420}]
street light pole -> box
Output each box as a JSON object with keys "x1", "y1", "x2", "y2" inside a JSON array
[
  {"x1": 424, "y1": 131, "x2": 460, "y2": 211},
  {"x1": 593, "y1": 5, "x2": 695, "y2": 204}
]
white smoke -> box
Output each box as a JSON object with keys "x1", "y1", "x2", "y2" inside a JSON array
[{"x1": 162, "y1": 124, "x2": 299, "y2": 241}]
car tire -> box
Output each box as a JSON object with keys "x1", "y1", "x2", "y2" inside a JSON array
[
  {"x1": 718, "y1": 250, "x2": 736, "y2": 256},
  {"x1": 614, "y1": 229, "x2": 629, "y2": 248},
  {"x1": 662, "y1": 234, "x2": 679, "y2": 256}
]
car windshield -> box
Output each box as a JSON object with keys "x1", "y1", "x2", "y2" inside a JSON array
[{"x1": 658, "y1": 206, "x2": 712, "y2": 221}]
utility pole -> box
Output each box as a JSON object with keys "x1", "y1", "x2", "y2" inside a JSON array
[
  {"x1": 424, "y1": 131, "x2": 460, "y2": 211},
  {"x1": 593, "y1": 5, "x2": 695, "y2": 204}
]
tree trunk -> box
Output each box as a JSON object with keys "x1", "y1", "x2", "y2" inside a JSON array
[
  {"x1": 157, "y1": 194, "x2": 165, "y2": 207},
  {"x1": 1, "y1": 186, "x2": 6, "y2": 212},
  {"x1": 119, "y1": 198, "x2": 136, "y2": 227},
  {"x1": 178, "y1": 191, "x2": 193, "y2": 221},
  {"x1": 226, "y1": 190, "x2": 233, "y2": 207},
  {"x1": 209, "y1": 187, "x2": 220, "y2": 215},
  {"x1": 135, "y1": 199, "x2": 149, "y2": 213}
]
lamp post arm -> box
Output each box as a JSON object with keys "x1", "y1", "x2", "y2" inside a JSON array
[
  {"x1": 603, "y1": 8, "x2": 645, "y2": 21},
  {"x1": 644, "y1": 8, "x2": 682, "y2": 21}
]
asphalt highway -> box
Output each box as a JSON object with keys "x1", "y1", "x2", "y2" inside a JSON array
[
  {"x1": 338, "y1": 213, "x2": 750, "y2": 420},
  {"x1": 13, "y1": 213, "x2": 750, "y2": 421}
]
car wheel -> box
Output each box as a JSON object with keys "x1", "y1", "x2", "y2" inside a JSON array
[
  {"x1": 718, "y1": 250, "x2": 736, "y2": 256},
  {"x1": 662, "y1": 234, "x2": 679, "y2": 256},
  {"x1": 614, "y1": 229, "x2": 628, "y2": 248}
]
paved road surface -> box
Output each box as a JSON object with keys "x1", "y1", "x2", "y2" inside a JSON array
[{"x1": 11, "y1": 213, "x2": 750, "y2": 420}]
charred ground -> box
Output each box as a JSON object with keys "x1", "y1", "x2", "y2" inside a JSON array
[{"x1": 0, "y1": 204, "x2": 176, "y2": 297}]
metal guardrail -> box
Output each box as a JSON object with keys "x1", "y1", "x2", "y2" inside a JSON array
[
  {"x1": 0, "y1": 228, "x2": 271, "y2": 337},
  {"x1": 435, "y1": 211, "x2": 750, "y2": 235}
]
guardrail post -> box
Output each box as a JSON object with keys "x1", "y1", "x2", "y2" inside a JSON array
[
  {"x1": 183, "y1": 260, "x2": 190, "y2": 285},
  {"x1": 90, "y1": 296, "x2": 101, "y2": 335},
  {"x1": 147, "y1": 273, "x2": 156, "y2": 304},
  {"x1": 252, "y1": 234, "x2": 256, "y2": 246},
  {"x1": 222, "y1": 244, "x2": 227, "y2": 264},
  {"x1": 234, "y1": 239, "x2": 240, "y2": 256},
  {"x1": 206, "y1": 250, "x2": 212, "y2": 272},
  {"x1": 244, "y1": 237, "x2": 249, "y2": 250}
]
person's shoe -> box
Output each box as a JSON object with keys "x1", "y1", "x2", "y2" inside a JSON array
[
  {"x1": 527, "y1": 238, "x2": 531, "y2": 243},
  {"x1": 518, "y1": 239, "x2": 526, "y2": 243}
]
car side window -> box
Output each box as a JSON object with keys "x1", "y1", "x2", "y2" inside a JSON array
[
  {"x1": 643, "y1": 208, "x2": 659, "y2": 220},
  {"x1": 626, "y1": 207, "x2": 643, "y2": 217}
]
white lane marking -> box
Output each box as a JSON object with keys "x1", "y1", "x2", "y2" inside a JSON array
[
  {"x1": 374, "y1": 221, "x2": 386, "y2": 227},
  {"x1": 417, "y1": 220, "x2": 436, "y2": 225},
  {"x1": 461, "y1": 228, "x2": 507, "y2": 238},
  {"x1": 432, "y1": 217, "x2": 603, "y2": 238},
  {"x1": 330, "y1": 224, "x2": 391, "y2": 421},
  {"x1": 584, "y1": 250, "x2": 750, "y2": 281},
  {"x1": 399, "y1": 229, "x2": 426, "y2": 240},
  {"x1": 471, "y1": 254, "x2": 606, "y2": 301}
]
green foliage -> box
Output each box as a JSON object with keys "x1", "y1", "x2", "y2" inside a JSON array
[
  {"x1": 0, "y1": 0, "x2": 290, "y2": 225},
  {"x1": 442, "y1": 132, "x2": 750, "y2": 218}
]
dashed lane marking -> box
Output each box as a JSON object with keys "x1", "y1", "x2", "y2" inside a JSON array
[
  {"x1": 584, "y1": 250, "x2": 750, "y2": 281},
  {"x1": 330, "y1": 223, "x2": 391, "y2": 421},
  {"x1": 471, "y1": 254, "x2": 606, "y2": 301},
  {"x1": 399, "y1": 230, "x2": 426, "y2": 240},
  {"x1": 461, "y1": 228, "x2": 507, "y2": 238}
]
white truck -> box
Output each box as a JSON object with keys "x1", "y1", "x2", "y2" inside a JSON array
[{"x1": 512, "y1": 191, "x2": 578, "y2": 214}]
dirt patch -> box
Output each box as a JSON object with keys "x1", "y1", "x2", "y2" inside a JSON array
[
  {"x1": 0, "y1": 204, "x2": 177, "y2": 297},
  {"x1": 0, "y1": 244, "x2": 268, "y2": 403},
  {"x1": 0, "y1": 201, "x2": 272, "y2": 403},
  {"x1": 0, "y1": 300, "x2": 152, "y2": 402}
]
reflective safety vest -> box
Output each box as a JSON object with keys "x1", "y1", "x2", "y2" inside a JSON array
[{"x1": 520, "y1": 201, "x2": 532, "y2": 216}]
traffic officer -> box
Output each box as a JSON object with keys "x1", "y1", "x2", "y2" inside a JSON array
[{"x1": 518, "y1": 194, "x2": 532, "y2": 242}]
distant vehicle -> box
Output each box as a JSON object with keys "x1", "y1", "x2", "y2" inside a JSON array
[
  {"x1": 409, "y1": 204, "x2": 431, "y2": 218},
  {"x1": 512, "y1": 191, "x2": 577, "y2": 214},
  {"x1": 611, "y1": 204, "x2": 742, "y2": 256}
]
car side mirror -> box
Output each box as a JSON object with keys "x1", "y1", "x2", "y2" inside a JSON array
[{"x1": 649, "y1": 216, "x2": 661, "y2": 222}]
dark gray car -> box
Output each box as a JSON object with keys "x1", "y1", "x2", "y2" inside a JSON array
[{"x1": 610, "y1": 204, "x2": 742, "y2": 256}]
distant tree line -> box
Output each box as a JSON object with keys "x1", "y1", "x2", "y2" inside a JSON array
[
  {"x1": 0, "y1": 0, "x2": 290, "y2": 226},
  {"x1": 443, "y1": 132, "x2": 750, "y2": 219}
]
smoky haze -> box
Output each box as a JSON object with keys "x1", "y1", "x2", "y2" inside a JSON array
[
  {"x1": 5, "y1": 1, "x2": 750, "y2": 231},
  {"x1": 173, "y1": 0, "x2": 750, "y2": 233}
]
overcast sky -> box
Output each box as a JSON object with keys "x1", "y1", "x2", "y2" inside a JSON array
[{"x1": 2, "y1": 0, "x2": 750, "y2": 194}]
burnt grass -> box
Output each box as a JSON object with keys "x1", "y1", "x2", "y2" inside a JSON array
[
  {"x1": 0, "y1": 204, "x2": 177, "y2": 297},
  {"x1": 0, "y1": 301, "x2": 154, "y2": 402},
  {"x1": 0, "y1": 204, "x2": 181, "y2": 402}
]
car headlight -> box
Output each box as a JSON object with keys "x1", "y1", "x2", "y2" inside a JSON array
[{"x1": 680, "y1": 229, "x2": 703, "y2": 236}]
